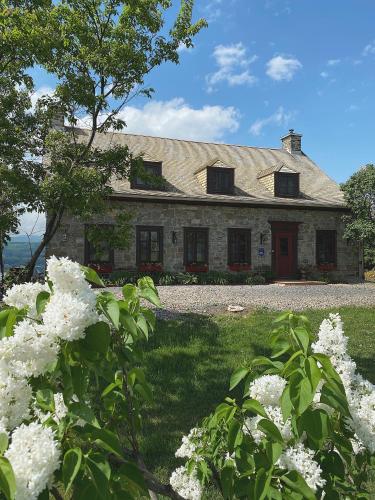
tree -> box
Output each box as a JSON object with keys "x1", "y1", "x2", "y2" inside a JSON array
[
  {"x1": 341, "y1": 164, "x2": 375, "y2": 270},
  {"x1": 1, "y1": 0, "x2": 206, "y2": 282}
]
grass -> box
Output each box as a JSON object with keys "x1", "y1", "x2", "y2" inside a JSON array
[{"x1": 139, "y1": 306, "x2": 375, "y2": 494}]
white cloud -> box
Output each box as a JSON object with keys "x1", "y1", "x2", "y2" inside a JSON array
[
  {"x1": 320, "y1": 71, "x2": 329, "y2": 79},
  {"x1": 266, "y1": 55, "x2": 302, "y2": 81},
  {"x1": 346, "y1": 104, "x2": 359, "y2": 112},
  {"x1": 17, "y1": 212, "x2": 46, "y2": 236},
  {"x1": 249, "y1": 106, "x2": 295, "y2": 136},
  {"x1": 30, "y1": 86, "x2": 55, "y2": 110},
  {"x1": 202, "y1": 0, "x2": 223, "y2": 23},
  {"x1": 327, "y1": 59, "x2": 341, "y2": 66},
  {"x1": 177, "y1": 42, "x2": 194, "y2": 54},
  {"x1": 206, "y1": 42, "x2": 258, "y2": 92},
  {"x1": 363, "y1": 41, "x2": 375, "y2": 56},
  {"x1": 117, "y1": 98, "x2": 240, "y2": 142}
]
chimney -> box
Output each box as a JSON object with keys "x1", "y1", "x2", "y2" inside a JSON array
[{"x1": 281, "y1": 129, "x2": 302, "y2": 154}]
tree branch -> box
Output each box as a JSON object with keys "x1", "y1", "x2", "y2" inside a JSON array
[{"x1": 110, "y1": 451, "x2": 185, "y2": 500}]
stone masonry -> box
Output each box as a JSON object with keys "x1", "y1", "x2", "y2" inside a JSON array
[{"x1": 46, "y1": 200, "x2": 362, "y2": 281}]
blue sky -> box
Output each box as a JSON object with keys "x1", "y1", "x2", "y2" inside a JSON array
[{"x1": 23, "y1": 0, "x2": 375, "y2": 233}]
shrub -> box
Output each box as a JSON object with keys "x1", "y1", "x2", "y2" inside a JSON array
[
  {"x1": 198, "y1": 271, "x2": 230, "y2": 285},
  {"x1": 158, "y1": 273, "x2": 177, "y2": 286},
  {"x1": 245, "y1": 274, "x2": 266, "y2": 285},
  {"x1": 0, "y1": 257, "x2": 168, "y2": 499},
  {"x1": 175, "y1": 272, "x2": 199, "y2": 285},
  {"x1": 170, "y1": 312, "x2": 375, "y2": 499}
]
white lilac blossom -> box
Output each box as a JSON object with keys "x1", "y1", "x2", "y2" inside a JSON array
[
  {"x1": 0, "y1": 374, "x2": 32, "y2": 431},
  {"x1": 277, "y1": 443, "x2": 326, "y2": 492},
  {"x1": 5, "y1": 422, "x2": 61, "y2": 500},
  {"x1": 249, "y1": 375, "x2": 287, "y2": 407},
  {"x1": 46, "y1": 256, "x2": 92, "y2": 296},
  {"x1": 3, "y1": 282, "x2": 48, "y2": 317},
  {"x1": 169, "y1": 466, "x2": 202, "y2": 500},
  {"x1": 243, "y1": 406, "x2": 293, "y2": 444},
  {"x1": 0, "y1": 320, "x2": 59, "y2": 378},
  {"x1": 175, "y1": 428, "x2": 203, "y2": 459},
  {"x1": 312, "y1": 313, "x2": 375, "y2": 453},
  {"x1": 53, "y1": 393, "x2": 68, "y2": 421},
  {"x1": 42, "y1": 292, "x2": 98, "y2": 341}
]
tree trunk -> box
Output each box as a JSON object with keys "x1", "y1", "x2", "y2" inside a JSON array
[
  {"x1": 0, "y1": 239, "x2": 4, "y2": 297},
  {"x1": 24, "y1": 210, "x2": 61, "y2": 282}
]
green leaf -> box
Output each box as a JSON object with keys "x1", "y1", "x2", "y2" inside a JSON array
[
  {"x1": 81, "y1": 265, "x2": 105, "y2": 287},
  {"x1": 242, "y1": 399, "x2": 268, "y2": 418},
  {"x1": 1, "y1": 309, "x2": 17, "y2": 339},
  {"x1": 298, "y1": 409, "x2": 331, "y2": 444},
  {"x1": 116, "y1": 462, "x2": 148, "y2": 495},
  {"x1": 266, "y1": 442, "x2": 282, "y2": 465},
  {"x1": 257, "y1": 419, "x2": 283, "y2": 443},
  {"x1": 86, "y1": 453, "x2": 111, "y2": 499},
  {"x1": 134, "y1": 383, "x2": 153, "y2": 403},
  {"x1": 122, "y1": 284, "x2": 138, "y2": 301},
  {"x1": 63, "y1": 448, "x2": 82, "y2": 493},
  {"x1": 0, "y1": 456, "x2": 16, "y2": 500},
  {"x1": 228, "y1": 419, "x2": 242, "y2": 453},
  {"x1": 86, "y1": 426, "x2": 124, "y2": 459},
  {"x1": 36, "y1": 389, "x2": 55, "y2": 412},
  {"x1": 36, "y1": 291, "x2": 50, "y2": 315},
  {"x1": 221, "y1": 465, "x2": 234, "y2": 500},
  {"x1": 138, "y1": 287, "x2": 161, "y2": 308},
  {"x1": 0, "y1": 310, "x2": 14, "y2": 340},
  {"x1": 280, "y1": 386, "x2": 293, "y2": 421},
  {"x1": 305, "y1": 357, "x2": 322, "y2": 393},
  {"x1": 280, "y1": 470, "x2": 316, "y2": 500},
  {"x1": 0, "y1": 433, "x2": 8, "y2": 455},
  {"x1": 70, "y1": 402, "x2": 100, "y2": 428},
  {"x1": 119, "y1": 309, "x2": 137, "y2": 337},
  {"x1": 136, "y1": 315, "x2": 148, "y2": 340},
  {"x1": 293, "y1": 326, "x2": 310, "y2": 354},
  {"x1": 273, "y1": 311, "x2": 291, "y2": 323},
  {"x1": 230, "y1": 368, "x2": 249, "y2": 391},
  {"x1": 83, "y1": 322, "x2": 110, "y2": 354},
  {"x1": 254, "y1": 467, "x2": 272, "y2": 500},
  {"x1": 106, "y1": 300, "x2": 120, "y2": 328}
]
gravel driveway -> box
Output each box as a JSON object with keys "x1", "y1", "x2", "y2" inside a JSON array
[{"x1": 110, "y1": 283, "x2": 375, "y2": 316}]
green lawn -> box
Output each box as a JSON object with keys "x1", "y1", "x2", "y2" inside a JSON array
[{"x1": 140, "y1": 306, "x2": 375, "y2": 493}]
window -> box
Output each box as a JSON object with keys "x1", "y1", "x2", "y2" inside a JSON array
[
  {"x1": 316, "y1": 230, "x2": 337, "y2": 266},
  {"x1": 131, "y1": 161, "x2": 163, "y2": 190},
  {"x1": 85, "y1": 225, "x2": 114, "y2": 265},
  {"x1": 207, "y1": 167, "x2": 234, "y2": 195},
  {"x1": 228, "y1": 229, "x2": 251, "y2": 264},
  {"x1": 136, "y1": 226, "x2": 163, "y2": 264},
  {"x1": 274, "y1": 172, "x2": 299, "y2": 198},
  {"x1": 184, "y1": 228, "x2": 209, "y2": 265}
]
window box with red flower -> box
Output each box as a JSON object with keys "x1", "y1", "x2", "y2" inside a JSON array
[
  {"x1": 88, "y1": 262, "x2": 113, "y2": 275},
  {"x1": 139, "y1": 262, "x2": 163, "y2": 272},
  {"x1": 228, "y1": 263, "x2": 251, "y2": 272},
  {"x1": 185, "y1": 263, "x2": 209, "y2": 273}
]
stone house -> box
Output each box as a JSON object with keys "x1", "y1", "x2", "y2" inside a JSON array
[{"x1": 47, "y1": 128, "x2": 362, "y2": 281}]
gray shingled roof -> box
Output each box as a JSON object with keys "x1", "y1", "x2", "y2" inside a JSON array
[{"x1": 74, "y1": 128, "x2": 346, "y2": 209}]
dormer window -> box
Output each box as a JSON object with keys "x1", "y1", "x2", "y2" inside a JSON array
[
  {"x1": 274, "y1": 172, "x2": 299, "y2": 198},
  {"x1": 207, "y1": 167, "x2": 234, "y2": 195},
  {"x1": 131, "y1": 161, "x2": 163, "y2": 190}
]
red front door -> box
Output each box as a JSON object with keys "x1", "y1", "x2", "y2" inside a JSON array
[{"x1": 274, "y1": 231, "x2": 296, "y2": 278}]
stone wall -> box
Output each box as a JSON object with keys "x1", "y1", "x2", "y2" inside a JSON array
[{"x1": 46, "y1": 200, "x2": 362, "y2": 281}]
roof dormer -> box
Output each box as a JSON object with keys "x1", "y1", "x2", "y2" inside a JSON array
[
  {"x1": 257, "y1": 163, "x2": 300, "y2": 198},
  {"x1": 195, "y1": 159, "x2": 235, "y2": 195}
]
